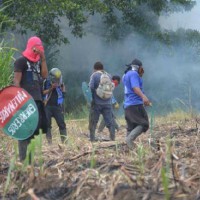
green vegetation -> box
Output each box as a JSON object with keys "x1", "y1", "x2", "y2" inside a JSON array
[
  {"x1": 0, "y1": 39, "x2": 17, "y2": 89},
  {"x1": 1, "y1": 0, "x2": 107, "y2": 45},
  {"x1": 0, "y1": 0, "x2": 196, "y2": 45},
  {"x1": 23, "y1": 133, "x2": 43, "y2": 169}
]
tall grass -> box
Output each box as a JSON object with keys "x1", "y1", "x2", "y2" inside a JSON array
[
  {"x1": 23, "y1": 132, "x2": 44, "y2": 169},
  {"x1": 0, "y1": 39, "x2": 17, "y2": 89},
  {"x1": 3, "y1": 143, "x2": 18, "y2": 198},
  {"x1": 90, "y1": 145, "x2": 97, "y2": 168},
  {"x1": 161, "y1": 136, "x2": 171, "y2": 200}
]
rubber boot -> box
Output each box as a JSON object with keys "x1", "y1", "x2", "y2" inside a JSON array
[
  {"x1": 46, "y1": 128, "x2": 52, "y2": 144},
  {"x1": 126, "y1": 125, "x2": 143, "y2": 149},
  {"x1": 89, "y1": 126, "x2": 96, "y2": 142},
  {"x1": 18, "y1": 139, "x2": 31, "y2": 162},
  {"x1": 109, "y1": 125, "x2": 115, "y2": 141},
  {"x1": 60, "y1": 129, "x2": 67, "y2": 143},
  {"x1": 126, "y1": 131, "x2": 130, "y2": 137},
  {"x1": 113, "y1": 118, "x2": 119, "y2": 131}
]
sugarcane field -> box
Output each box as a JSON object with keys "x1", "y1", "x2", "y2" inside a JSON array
[
  {"x1": 0, "y1": 111, "x2": 200, "y2": 200},
  {"x1": 1, "y1": 0, "x2": 200, "y2": 200}
]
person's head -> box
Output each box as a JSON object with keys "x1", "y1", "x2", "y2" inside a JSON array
[
  {"x1": 112, "y1": 75, "x2": 121, "y2": 87},
  {"x1": 27, "y1": 36, "x2": 44, "y2": 53},
  {"x1": 49, "y1": 68, "x2": 62, "y2": 85},
  {"x1": 131, "y1": 59, "x2": 144, "y2": 77},
  {"x1": 124, "y1": 58, "x2": 144, "y2": 76},
  {"x1": 22, "y1": 36, "x2": 44, "y2": 62},
  {"x1": 93, "y1": 61, "x2": 104, "y2": 71}
]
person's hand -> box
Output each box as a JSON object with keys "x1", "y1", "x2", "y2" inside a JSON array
[
  {"x1": 51, "y1": 83, "x2": 58, "y2": 89},
  {"x1": 114, "y1": 102, "x2": 119, "y2": 109},
  {"x1": 61, "y1": 83, "x2": 66, "y2": 92},
  {"x1": 142, "y1": 95, "x2": 151, "y2": 106},
  {"x1": 33, "y1": 47, "x2": 46, "y2": 61}
]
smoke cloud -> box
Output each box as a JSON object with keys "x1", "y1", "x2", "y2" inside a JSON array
[{"x1": 57, "y1": 2, "x2": 200, "y2": 115}]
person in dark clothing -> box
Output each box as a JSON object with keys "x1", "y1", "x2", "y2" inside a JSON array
[
  {"x1": 89, "y1": 61, "x2": 115, "y2": 141},
  {"x1": 43, "y1": 68, "x2": 67, "y2": 144},
  {"x1": 98, "y1": 75, "x2": 121, "y2": 133},
  {"x1": 13, "y1": 36, "x2": 48, "y2": 162},
  {"x1": 122, "y1": 58, "x2": 151, "y2": 149}
]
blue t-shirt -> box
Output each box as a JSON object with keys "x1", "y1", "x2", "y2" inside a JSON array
[{"x1": 122, "y1": 70, "x2": 143, "y2": 108}]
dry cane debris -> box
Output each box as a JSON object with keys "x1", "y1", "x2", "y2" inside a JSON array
[{"x1": 0, "y1": 116, "x2": 200, "y2": 200}]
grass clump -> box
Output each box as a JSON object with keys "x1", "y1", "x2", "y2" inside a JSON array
[{"x1": 0, "y1": 39, "x2": 17, "y2": 89}]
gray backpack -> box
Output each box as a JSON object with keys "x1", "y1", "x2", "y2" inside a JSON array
[{"x1": 96, "y1": 71, "x2": 114, "y2": 99}]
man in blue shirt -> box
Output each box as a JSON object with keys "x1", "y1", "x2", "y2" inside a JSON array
[{"x1": 122, "y1": 59, "x2": 151, "y2": 149}]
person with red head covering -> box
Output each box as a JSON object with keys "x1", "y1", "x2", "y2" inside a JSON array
[{"x1": 13, "y1": 36, "x2": 48, "y2": 162}]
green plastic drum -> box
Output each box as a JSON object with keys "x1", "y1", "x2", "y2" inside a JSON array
[{"x1": 82, "y1": 81, "x2": 92, "y2": 104}]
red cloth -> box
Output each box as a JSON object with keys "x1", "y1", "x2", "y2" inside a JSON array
[
  {"x1": 112, "y1": 80, "x2": 119, "y2": 87},
  {"x1": 22, "y1": 36, "x2": 44, "y2": 62}
]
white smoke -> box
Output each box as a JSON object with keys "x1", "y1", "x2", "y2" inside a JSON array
[
  {"x1": 57, "y1": 2, "x2": 200, "y2": 113},
  {"x1": 159, "y1": 1, "x2": 200, "y2": 31}
]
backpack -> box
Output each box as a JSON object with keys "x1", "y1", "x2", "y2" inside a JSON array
[{"x1": 96, "y1": 71, "x2": 114, "y2": 99}]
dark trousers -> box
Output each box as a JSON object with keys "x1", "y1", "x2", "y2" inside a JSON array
[
  {"x1": 89, "y1": 103, "x2": 115, "y2": 141},
  {"x1": 45, "y1": 105, "x2": 67, "y2": 143},
  {"x1": 45, "y1": 105, "x2": 66, "y2": 130},
  {"x1": 18, "y1": 101, "x2": 47, "y2": 162},
  {"x1": 98, "y1": 111, "x2": 119, "y2": 132},
  {"x1": 125, "y1": 104, "x2": 149, "y2": 134}
]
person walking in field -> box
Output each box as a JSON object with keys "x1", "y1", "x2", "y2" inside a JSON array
[
  {"x1": 43, "y1": 68, "x2": 67, "y2": 144},
  {"x1": 98, "y1": 75, "x2": 121, "y2": 133},
  {"x1": 122, "y1": 58, "x2": 151, "y2": 149},
  {"x1": 89, "y1": 61, "x2": 115, "y2": 141},
  {"x1": 13, "y1": 36, "x2": 48, "y2": 162}
]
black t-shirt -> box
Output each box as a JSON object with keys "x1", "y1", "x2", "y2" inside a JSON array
[
  {"x1": 47, "y1": 89, "x2": 58, "y2": 106},
  {"x1": 14, "y1": 56, "x2": 43, "y2": 101}
]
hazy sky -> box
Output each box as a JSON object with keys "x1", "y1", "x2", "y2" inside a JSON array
[{"x1": 159, "y1": 1, "x2": 200, "y2": 31}]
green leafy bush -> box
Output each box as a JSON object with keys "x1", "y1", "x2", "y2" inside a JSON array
[{"x1": 0, "y1": 39, "x2": 16, "y2": 89}]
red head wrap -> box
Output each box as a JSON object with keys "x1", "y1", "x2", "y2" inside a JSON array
[{"x1": 22, "y1": 36, "x2": 44, "y2": 62}]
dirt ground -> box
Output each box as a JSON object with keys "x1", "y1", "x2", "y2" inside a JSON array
[{"x1": 0, "y1": 114, "x2": 200, "y2": 200}]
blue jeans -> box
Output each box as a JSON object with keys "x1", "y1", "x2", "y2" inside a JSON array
[{"x1": 89, "y1": 103, "x2": 115, "y2": 141}]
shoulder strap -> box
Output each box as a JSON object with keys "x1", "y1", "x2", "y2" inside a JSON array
[
  {"x1": 90, "y1": 70, "x2": 103, "y2": 80},
  {"x1": 44, "y1": 90, "x2": 53, "y2": 106}
]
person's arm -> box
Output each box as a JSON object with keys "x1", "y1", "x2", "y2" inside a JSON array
[
  {"x1": 40, "y1": 55, "x2": 48, "y2": 78},
  {"x1": 34, "y1": 47, "x2": 48, "y2": 78},
  {"x1": 89, "y1": 74, "x2": 96, "y2": 96},
  {"x1": 13, "y1": 72, "x2": 22, "y2": 87},
  {"x1": 89, "y1": 75, "x2": 94, "y2": 90},
  {"x1": 111, "y1": 96, "x2": 119, "y2": 108},
  {"x1": 61, "y1": 83, "x2": 65, "y2": 93},
  {"x1": 133, "y1": 87, "x2": 150, "y2": 106},
  {"x1": 61, "y1": 83, "x2": 66, "y2": 98},
  {"x1": 43, "y1": 83, "x2": 57, "y2": 95},
  {"x1": 43, "y1": 87, "x2": 53, "y2": 95}
]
